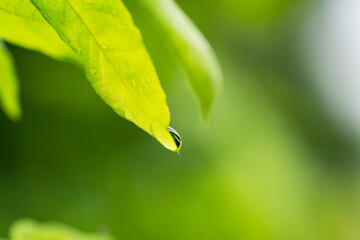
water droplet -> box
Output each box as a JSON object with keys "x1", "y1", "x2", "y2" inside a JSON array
[
  {"x1": 168, "y1": 126, "x2": 182, "y2": 152},
  {"x1": 125, "y1": 110, "x2": 134, "y2": 120},
  {"x1": 116, "y1": 108, "x2": 125, "y2": 117},
  {"x1": 145, "y1": 77, "x2": 151, "y2": 85},
  {"x1": 90, "y1": 67, "x2": 97, "y2": 75},
  {"x1": 102, "y1": 44, "x2": 108, "y2": 50},
  {"x1": 149, "y1": 124, "x2": 154, "y2": 135}
]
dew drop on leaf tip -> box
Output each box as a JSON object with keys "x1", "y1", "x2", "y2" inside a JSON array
[{"x1": 167, "y1": 126, "x2": 182, "y2": 153}]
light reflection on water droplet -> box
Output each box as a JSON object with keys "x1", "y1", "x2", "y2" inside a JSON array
[{"x1": 168, "y1": 126, "x2": 182, "y2": 152}]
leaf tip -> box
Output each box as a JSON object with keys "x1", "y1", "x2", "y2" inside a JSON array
[{"x1": 154, "y1": 125, "x2": 181, "y2": 152}]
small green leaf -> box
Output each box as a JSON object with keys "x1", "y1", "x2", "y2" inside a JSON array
[
  {"x1": 30, "y1": 0, "x2": 178, "y2": 151},
  {"x1": 0, "y1": 0, "x2": 76, "y2": 61},
  {"x1": 0, "y1": 40, "x2": 21, "y2": 121},
  {"x1": 10, "y1": 219, "x2": 114, "y2": 240},
  {"x1": 138, "y1": 0, "x2": 223, "y2": 118}
]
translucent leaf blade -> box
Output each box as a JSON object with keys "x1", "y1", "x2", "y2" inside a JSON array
[
  {"x1": 138, "y1": 0, "x2": 223, "y2": 119},
  {"x1": 0, "y1": 41, "x2": 21, "y2": 121},
  {"x1": 30, "y1": 0, "x2": 178, "y2": 151},
  {"x1": 0, "y1": 0, "x2": 76, "y2": 61}
]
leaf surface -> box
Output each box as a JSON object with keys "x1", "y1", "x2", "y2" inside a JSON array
[
  {"x1": 0, "y1": 0, "x2": 75, "y2": 61},
  {"x1": 0, "y1": 41, "x2": 21, "y2": 121},
  {"x1": 138, "y1": 0, "x2": 223, "y2": 118},
  {"x1": 10, "y1": 219, "x2": 114, "y2": 240},
  {"x1": 31, "y1": 0, "x2": 178, "y2": 151}
]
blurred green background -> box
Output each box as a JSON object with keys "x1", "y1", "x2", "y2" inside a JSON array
[{"x1": 1, "y1": 0, "x2": 360, "y2": 239}]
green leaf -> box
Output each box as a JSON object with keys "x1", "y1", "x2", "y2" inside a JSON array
[
  {"x1": 0, "y1": 0, "x2": 76, "y2": 61},
  {"x1": 138, "y1": 0, "x2": 223, "y2": 118},
  {"x1": 0, "y1": 40, "x2": 21, "y2": 121},
  {"x1": 30, "y1": 0, "x2": 178, "y2": 151},
  {"x1": 10, "y1": 219, "x2": 115, "y2": 240}
]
